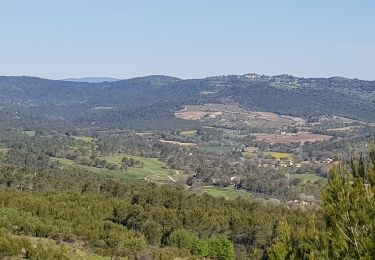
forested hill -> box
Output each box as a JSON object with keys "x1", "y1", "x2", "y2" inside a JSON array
[
  {"x1": 62, "y1": 77, "x2": 120, "y2": 83},
  {"x1": 0, "y1": 74, "x2": 374, "y2": 127}
]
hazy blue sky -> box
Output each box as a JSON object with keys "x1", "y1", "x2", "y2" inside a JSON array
[{"x1": 1, "y1": 0, "x2": 374, "y2": 79}]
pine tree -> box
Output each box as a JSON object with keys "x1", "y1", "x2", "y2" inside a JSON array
[{"x1": 268, "y1": 147, "x2": 375, "y2": 259}]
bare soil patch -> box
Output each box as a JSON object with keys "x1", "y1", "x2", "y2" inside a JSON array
[
  {"x1": 175, "y1": 104, "x2": 305, "y2": 128},
  {"x1": 175, "y1": 110, "x2": 223, "y2": 120}
]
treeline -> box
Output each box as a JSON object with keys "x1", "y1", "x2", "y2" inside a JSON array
[
  {"x1": 1, "y1": 134, "x2": 148, "y2": 172},
  {"x1": 1, "y1": 75, "x2": 375, "y2": 134},
  {"x1": 0, "y1": 143, "x2": 374, "y2": 258},
  {"x1": 158, "y1": 145, "x2": 323, "y2": 200},
  {"x1": 0, "y1": 131, "x2": 324, "y2": 201},
  {"x1": 269, "y1": 148, "x2": 375, "y2": 259},
  {"x1": 0, "y1": 165, "x2": 309, "y2": 259}
]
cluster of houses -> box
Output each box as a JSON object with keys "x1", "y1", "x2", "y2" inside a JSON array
[
  {"x1": 256, "y1": 157, "x2": 334, "y2": 169},
  {"x1": 243, "y1": 147, "x2": 335, "y2": 169}
]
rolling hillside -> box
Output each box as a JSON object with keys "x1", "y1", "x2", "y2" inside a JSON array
[{"x1": 0, "y1": 74, "x2": 374, "y2": 131}]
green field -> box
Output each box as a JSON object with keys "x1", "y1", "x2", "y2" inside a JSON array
[
  {"x1": 22, "y1": 130, "x2": 36, "y2": 137},
  {"x1": 243, "y1": 151, "x2": 257, "y2": 158},
  {"x1": 52, "y1": 157, "x2": 135, "y2": 181},
  {"x1": 50, "y1": 157, "x2": 76, "y2": 166},
  {"x1": 180, "y1": 130, "x2": 197, "y2": 137},
  {"x1": 270, "y1": 82, "x2": 300, "y2": 89},
  {"x1": 264, "y1": 152, "x2": 293, "y2": 160},
  {"x1": 50, "y1": 154, "x2": 178, "y2": 183},
  {"x1": 71, "y1": 136, "x2": 95, "y2": 142},
  {"x1": 291, "y1": 173, "x2": 324, "y2": 183},
  {"x1": 203, "y1": 186, "x2": 252, "y2": 200},
  {"x1": 243, "y1": 151, "x2": 293, "y2": 159},
  {"x1": 102, "y1": 154, "x2": 173, "y2": 180}
]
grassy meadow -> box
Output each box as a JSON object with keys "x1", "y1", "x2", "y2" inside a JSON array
[
  {"x1": 290, "y1": 173, "x2": 324, "y2": 183},
  {"x1": 50, "y1": 154, "x2": 176, "y2": 183}
]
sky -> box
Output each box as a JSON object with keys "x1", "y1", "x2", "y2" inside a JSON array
[{"x1": 0, "y1": 0, "x2": 374, "y2": 80}]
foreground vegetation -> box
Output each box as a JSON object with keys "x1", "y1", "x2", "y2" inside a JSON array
[
  {"x1": 269, "y1": 148, "x2": 375, "y2": 259},
  {"x1": 0, "y1": 148, "x2": 374, "y2": 259},
  {"x1": 0, "y1": 165, "x2": 298, "y2": 259}
]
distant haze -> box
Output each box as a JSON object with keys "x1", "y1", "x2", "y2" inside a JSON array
[{"x1": 62, "y1": 77, "x2": 120, "y2": 83}]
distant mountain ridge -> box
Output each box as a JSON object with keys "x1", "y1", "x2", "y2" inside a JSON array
[
  {"x1": 62, "y1": 77, "x2": 120, "y2": 83},
  {"x1": 0, "y1": 73, "x2": 374, "y2": 128}
]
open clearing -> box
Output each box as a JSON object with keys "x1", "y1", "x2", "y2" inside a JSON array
[
  {"x1": 175, "y1": 111, "x2": 223, "y2": 120},
  {"x1": 175, "y1": 104, "x2": 305, "y2": 128},
  {"x1": 90, "y1": 106, "x2": 118, "y2": 111},
  {"x1": 135, "y1": 132, "x2": 153, "y2": 137},
  {"x1": 22, "y1": 130, "x2": 36, "y2": 137},
  {"x1": 159, "y1": 140, "x2": 197, "y2": 147},
  {"x1": 243, "y1": 151, "x2": 293, "y2": 159},
  {"x1": 180, "y1": 130, "x2": 197, "y2": 137},
  {"x1": 252, "y1": 132, "x2": 332, "y2": 144},
  {"x1": 291, "y1": 173, "x2": 325, "y2": 183},
  {"x1": 243, "y1": 151, "x2": 257, "y2": 158},
  {"x1": 50, "y1": 154, "x2": 178, "y2": 183},
  {"x1": 71, "y1": 136, "x2": 95, "y2": 142},
  {"x1": 264, "y1": 152, "x2": 293, "y2": 160}
]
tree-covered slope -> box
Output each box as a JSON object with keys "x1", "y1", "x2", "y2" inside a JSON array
[{"x1": 0, "y1": 74, "x2": 374, "y2": 129}]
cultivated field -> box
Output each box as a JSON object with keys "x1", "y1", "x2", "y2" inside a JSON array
[
  {"x1": 264, "y1": 152, "x2": 293, "y2": 160},
  {"x1": 175, "y1": 110, "x2": 223, "y2": 120},
  {"x1": 252, "y1": 132, "x2": 332, "y2": 144},
  {"x1": 175, "y1": 104, "x2": 305, "y2": 128},
  {"x1": 243, "y1": 151, "x2": 257, "y2": 158},
  {"x1": 242, "y1": 151, "x2": 293, "y2": 159},
  {"x1": 50, "y1": 154, "x2": 179, "y2": 183}
]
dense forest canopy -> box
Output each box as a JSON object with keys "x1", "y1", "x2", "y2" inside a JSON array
[{"x1": 0, "y1": 74, "x2": 374, "y2": 131}]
